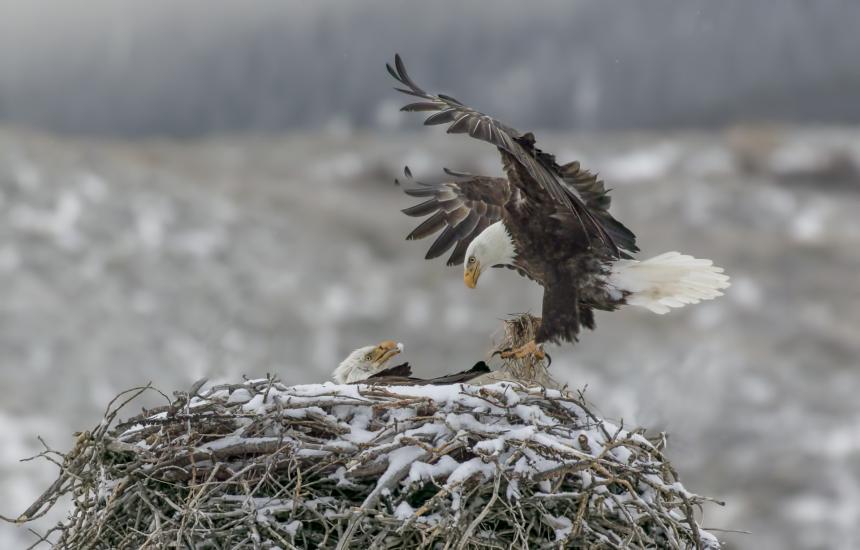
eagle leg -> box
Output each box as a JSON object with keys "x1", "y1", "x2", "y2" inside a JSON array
[{"x1": 498, "y1": 340, "x2": 545, "y2": 361}]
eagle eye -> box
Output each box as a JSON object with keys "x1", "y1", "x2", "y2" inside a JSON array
[
  {"x1": 364, "y1": 353, "x2": 373, "y2": 361},
  {"x1": 467, "y1": 257, "x2": 476, "y2": 264}
]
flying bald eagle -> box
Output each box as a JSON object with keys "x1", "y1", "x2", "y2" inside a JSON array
[
  {"x1": 332, "y1": 340, "x2": 489, "y2": 385},
  {"x1": 389, "y1": 54, "x2": 730, "y2": 358}
]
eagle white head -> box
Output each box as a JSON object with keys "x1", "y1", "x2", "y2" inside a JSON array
[
  {"x1": 332, "y1": 340, "x2": 404, "y2": 384},
  {"x1": 463, "y1": 221, "x2": 517, "y2": 289}
]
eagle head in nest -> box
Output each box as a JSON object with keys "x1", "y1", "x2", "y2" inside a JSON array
[{"x1": 332, "y1": 340, "x2": 404, "y2": 383}]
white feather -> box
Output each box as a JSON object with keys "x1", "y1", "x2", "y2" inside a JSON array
[
  {"x1": 465, "y1": 221, "x2": 516, "y2": 269},
  {"x1": 609, "y1": 251, "x2": 730, "y2": 314},
  {"x1": 332, "y1": 346, "x2": 377, "y2": 384}
]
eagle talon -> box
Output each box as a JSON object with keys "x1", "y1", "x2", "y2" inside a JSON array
[
  {"x1": 498, "y1": 340, "x2": 545, "y2": 361},
  {"x1": 492, "y1": 348, "x2": 512, "y2": 358}
]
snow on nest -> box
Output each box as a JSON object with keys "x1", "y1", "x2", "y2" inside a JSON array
[{"x1": 34, "y1": 378, "x2": 724, "y2": 548}]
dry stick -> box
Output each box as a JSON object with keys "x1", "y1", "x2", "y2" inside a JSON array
[
  {"x1": 337, "y1": 446, "x2": 432, "y2": 550},
  {"x1": 679, "y1": 490, "x2": 705, "y2": 550},
  {"x1": 456, "y1": 472, "x2": 501, "y2": 550},
  {"x1": 11, "y1": 385, "x2": 161, "y2": 524}
]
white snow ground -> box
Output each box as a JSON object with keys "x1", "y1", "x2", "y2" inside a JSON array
[{"x1": 1, "y1": 126, "x2": 859, "y2": 549}]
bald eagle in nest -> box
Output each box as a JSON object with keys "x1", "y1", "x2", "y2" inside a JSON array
[
  {"x1": 333, "y1": 340, "x2": 489, "y2": 385},
  {"x1": 389, "y1": 54, "x2": 730, "y2": 359}
]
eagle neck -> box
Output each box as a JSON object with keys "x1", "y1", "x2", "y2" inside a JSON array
[
  {"x1": 482, "y1": 221, "x2": 517, "y2": 266},
  {"x1": 333, "y1": 353, "x2": 369, "y2": 384}
]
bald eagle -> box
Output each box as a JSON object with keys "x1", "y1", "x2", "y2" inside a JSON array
[
  {"x1": 333, "y1": 340, "x2": 405, "y2": 383},
  {"x1": 332, "y1": 340, "x2": 489, "y2": 385},
  {"x1": 389, "y1": 54, "x2": 730, "y2": 358}
]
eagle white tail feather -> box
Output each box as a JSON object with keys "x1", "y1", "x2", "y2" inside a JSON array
[{"x1": 609, "y1": 252, "x2": 730, "y2": 314}]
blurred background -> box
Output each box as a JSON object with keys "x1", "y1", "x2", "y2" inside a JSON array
[{"x1": 1, "y1": 1, "x2": 859, "y2": 548}]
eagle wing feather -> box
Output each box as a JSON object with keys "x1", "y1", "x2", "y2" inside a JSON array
[
  {"x1": 400, "y1": 168, "x2": 510, "y2": 266},
  {"x1": 558, "y1": 161, "x2": 639, "y2": 255}
]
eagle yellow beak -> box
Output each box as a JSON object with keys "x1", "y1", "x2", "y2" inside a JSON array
[
  {"x1": 370, "y1": 340, "x2": 403, "y2": 367},
  {"x1": 464, "y1": 262, "x2": 481, "y2": 289}
]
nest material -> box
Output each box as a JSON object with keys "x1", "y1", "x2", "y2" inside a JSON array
[
  {"x1": 13, "y1": 378, "x2": 723, "y2": 549},
  {"x1": 477, "y1": 314, "x2": 558, "y2": 388}
]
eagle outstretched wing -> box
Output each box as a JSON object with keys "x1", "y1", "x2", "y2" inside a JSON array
[
  {"x1": 362, "y1": 361, "x2": 490, "y2": 386},
  {"x1": 367, "y1": 362, "x2": 413, "y2": 379},
  {"x1": 400, "y1": 167, "x2": 511, "y2": 266},
  {"x1": 387, "y1": 54, "x2": 627, "y2": 257}
]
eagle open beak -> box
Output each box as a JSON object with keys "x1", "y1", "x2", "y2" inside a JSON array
[
  {"x1": 464, "y1": 262, "x2": 480, "y2": 289},
  {"x1": 371, "y1": 340, "x2": 404, "y2": 367}
]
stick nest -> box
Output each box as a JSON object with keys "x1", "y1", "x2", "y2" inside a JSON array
[{"x1": 15, "y1": 379, "x2": 723, "y2": 549}]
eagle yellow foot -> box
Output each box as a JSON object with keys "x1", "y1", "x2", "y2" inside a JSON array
[{"x1": 499, "y1": 340, "x2": 545, "y2": 361}]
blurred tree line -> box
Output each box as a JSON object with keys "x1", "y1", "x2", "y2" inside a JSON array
[{"x1": 0, "y1": 0, "x2": 856, "y2": 136}]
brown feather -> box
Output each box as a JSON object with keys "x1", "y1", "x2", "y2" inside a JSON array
[
  {"x1": 401, "y1": 199, "x2": 439, "y2": 217},
  {"x1": 406, "y1": 210, "x2": 447, "y2": 240},
  {"x1": 446, "y1": 239, "x2": 470, "y2": 266},
  {"x1": 425, "y1": 225, "x2": 458, "y2": 259},
  {"x1": 401, "y1": 173, "x2": 510, "y2": 264}
]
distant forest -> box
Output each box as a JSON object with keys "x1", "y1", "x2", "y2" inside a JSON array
[{"x1": 0, "y1": 0, "x2": 856, "y2": 136}]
